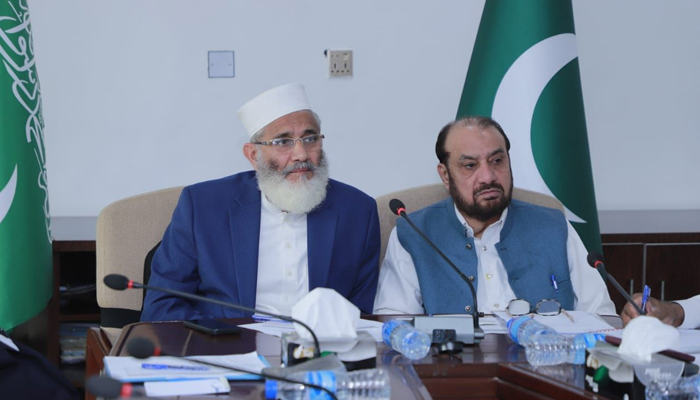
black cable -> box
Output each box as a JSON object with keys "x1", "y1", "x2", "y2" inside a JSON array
[{"x1": 127, "y1": 338, "x2": 339, "y2": 400}]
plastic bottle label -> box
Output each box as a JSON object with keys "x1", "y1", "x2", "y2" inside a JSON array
[
  {"x1": 382, "y1": 319, "x2": 408, "y2": 346},
  {"x1": 507, "y1": 316, "x2": 532, "y2": 343},
  {"x1": 582, "y1": 333, "x2": 605, "y2": 348},
  {"x1": 305, "y1": 371, "x2": 338, "y2": 400}
]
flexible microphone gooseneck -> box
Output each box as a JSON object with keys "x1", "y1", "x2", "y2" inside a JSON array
[
  {"x1": 103, "y1": 274, "x2": 321, "y2": 358},
  {"x1": 389, "y1": 199, "x2": 480, "y2": 330},
  {"x1": 124, "y1": 337, "x2": 339, "y2": 400},
  {"x1": 587, "y1": 252, "x2": 645, "y2": 315}
]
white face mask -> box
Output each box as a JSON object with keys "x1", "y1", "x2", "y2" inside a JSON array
[{"x1": 255, "y1": 150, "x2": 329, "y2": 214}]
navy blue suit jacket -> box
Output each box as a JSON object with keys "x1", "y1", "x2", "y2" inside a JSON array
[{"x1": 141, "y1": 171, "x2": 380, "y2": 320}]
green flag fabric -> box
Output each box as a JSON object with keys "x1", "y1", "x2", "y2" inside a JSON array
[
  {"x1": 457, "y1": 0, "x2": 601, "y2": 252},
  {"x1": 0, "y1": 0, "x2": 52, "y2": 331}
]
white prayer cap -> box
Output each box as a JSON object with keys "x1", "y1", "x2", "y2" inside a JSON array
[{"x1": 237, "y1": 83, "x2": 312, "y2": 138}]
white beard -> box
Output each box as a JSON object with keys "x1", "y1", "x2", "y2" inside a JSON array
[{"x1": 255, "y1": 152, "x2": 329, "y2": 214}]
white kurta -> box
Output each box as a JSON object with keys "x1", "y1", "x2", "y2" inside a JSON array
[
  {"x1": 677, "y1": 295, "x2": 700, "y2": 329},
  {"x1": 374, "y1": 204, "x2": 616, "y2": 316},
  {"x1": 254, "y1": 195, "x2": 310, "y2": 316}
]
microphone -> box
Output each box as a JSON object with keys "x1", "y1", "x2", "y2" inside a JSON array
[
  {"x1": 124, "y1": 337, "x2": 340, "y2": 400},
  {"x1": 86, "y1": 376, "x2": 146, "y2": 399},
  {"x1": 389, "y1": 199, "x2": 406, "y2": 217},
  {"x1": 390, "y1": 199, "x2": 483, "y2": 343},
  {"x1": 587, "y1": 252, "x2": 645, "y2": 315},
  {"x1": 127, "y1": 337, "x2": 161, "y2": 359},
  {"x1": 104, "y1": 274, "x2": 321, "y2": 358},
  {"x1": 586, "y1": 252, "x2": 608, "y2": 281}
]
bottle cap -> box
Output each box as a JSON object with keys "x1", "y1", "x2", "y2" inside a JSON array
[
  {"x1": 381, "y1": 319, "x2": 409, "y2": 346},
  {"x1": 264, "y1": 379, "x2": 278, "y2": 399}
]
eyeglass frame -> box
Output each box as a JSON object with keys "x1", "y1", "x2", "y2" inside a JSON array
[
  {"x1": 505, "y1": 298, "x2": 575, "y2": 322},
  {"x1": 251, "y1": 134, "x2": 325, "y2": 150}
]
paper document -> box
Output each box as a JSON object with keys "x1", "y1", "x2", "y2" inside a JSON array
[
  {"x1": 145, "y1": 377, "x2": 230, "y2": 397},
  {"x1": 104, "y1": 351, "x2": 267, "y2": 382},
  {"x1": 492, "y1": 311, "x2": 614, "y2": 334},
  {"x1": 607, "y1": 328, "x2": 700, "y2": 355},
  {"x1": 422, "y1": 314, "x2": 506, "y2": 334},
  {"x1": 479, "y1": 316, "x2": 508, "y2": 334},
  {"x1": 243, "y1": 316, "x2": 511, "y2": 336},
  {"x1": 240, "y1": 318, "x2": 385, "y2": 342}
]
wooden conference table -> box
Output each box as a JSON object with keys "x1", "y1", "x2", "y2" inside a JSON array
[{"x1": 105, "y1": 315, "x2": 620, "y2": 400}]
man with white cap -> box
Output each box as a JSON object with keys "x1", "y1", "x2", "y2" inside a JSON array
[{"x1": 141, "y1": 84, "x2": 380, "y2": 321}]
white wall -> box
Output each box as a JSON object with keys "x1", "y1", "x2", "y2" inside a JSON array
[{"x1": 30, "y1": 0, "x2": 700, "y2": 218}]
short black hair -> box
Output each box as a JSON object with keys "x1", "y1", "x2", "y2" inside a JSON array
[{"x1": 435, "y1": 116, "x2": 510, "y2": 164}]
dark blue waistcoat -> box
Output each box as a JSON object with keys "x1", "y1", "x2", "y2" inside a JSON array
[{"x1": 396, "y1": 198, "x2": 574, "y2": 314}]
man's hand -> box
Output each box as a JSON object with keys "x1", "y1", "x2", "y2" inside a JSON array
[{"x1": 621, "y1": 293, "x2": 685, "y2": 327}]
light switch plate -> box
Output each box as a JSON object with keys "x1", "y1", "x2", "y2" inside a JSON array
[{"x1": 208, "y1": 51, "x2": 235, "y2": 78}]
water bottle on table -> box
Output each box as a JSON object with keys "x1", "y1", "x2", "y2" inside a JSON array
[
  {"x1": 525, "y1": 331, "x2": 603, "y2": 366},
  {"x1": 382, "y1": 319, "x2": 431, "y2": 360},
  {"x1": 507, "y1": 316, "x2": 604, "y2": 366},
  {"x1": 265, "y1": 368, "x2": 391, "y2": 400},
  {"x1": 507, "y1": 315, "x2": 558, "y2": 345},
  {"x1": 645, "y1": 374, "x2": 700, "y2": 400}
]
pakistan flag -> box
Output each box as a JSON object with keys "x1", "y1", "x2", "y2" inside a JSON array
[
  {"x1": 0, "y1": 0, "x2": 52, "y2": 331},
  {"x1": 458, "y1": 0, "x2": 601, "y2": 252}
]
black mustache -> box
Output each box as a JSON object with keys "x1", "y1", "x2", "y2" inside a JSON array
[{"x1": 474, "y1": 184, "x2": 504, "y2": 196}]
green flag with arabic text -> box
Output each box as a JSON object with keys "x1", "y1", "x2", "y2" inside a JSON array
[
  {"x1": 457, "y1": 0, "x2": 601, "y2": 252},
  {"x1": 0, "y1": 0, "x2": 52, "y2": 331}
]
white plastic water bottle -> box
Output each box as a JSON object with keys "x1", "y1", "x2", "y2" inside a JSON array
[
  {"x1": 525, "y1": 332, "x2": 604, "y2": 366},
  {"x1": 507, "y1": 316, "x2": 558, "y2": 346},
  {"x1": 646, "y1": 375, "x2": 700, "y2": 400},
  {"x1": 381, "y1": 319, "x2": 431, "y2": 360},
  {"x1": 507, "y1": 316, "x2": 604, "y2": 366},
  {"x1": 264, "y1": 368, "x2": 391, "y2": 400}
]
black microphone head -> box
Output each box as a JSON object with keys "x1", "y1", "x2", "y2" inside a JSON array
[
  {"x1": 587, "y1": 251, "x2": 605, "y2": 268},
  {"x1": 127, "y1": 337, "x2": 157, "y2": 359},
  {"x1": 103, "y1": 274, "x2": 130, "y2": 290},
  {"x1": 86, "y1": 376, "x2": 125, "y2": 399},
  {"x1": 389, "y1": 199, "x2": 406, "y2": 216},
  {"x1": 587, "y1": 251, "x2": 608, "y2": 281}
]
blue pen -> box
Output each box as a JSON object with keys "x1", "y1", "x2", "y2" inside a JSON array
[
  {"x1": 141, "y1": 363, "x2": 209, "y2": 371},
  {"x1": 550, "y1": 274, "x2": 559, "y2": 292},
  {"x1": 253, "y1": 314, "x2": 292, "y2": 324},
  {"x1": 252, "y1": 314, "x2": 272, "y2": 322},
  {"x1": 641, "y1": 285, "x2": 651, "y2": 314}
]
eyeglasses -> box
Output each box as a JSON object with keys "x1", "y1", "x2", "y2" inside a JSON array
[
  {"x1": 252, "y1": 134, "x2": 324, "y2": 151},
  {"x1": 505, "y1": 298, "x2": 574, "y2": 322}
]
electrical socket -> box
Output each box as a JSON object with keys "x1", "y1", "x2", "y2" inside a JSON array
[{"x1": 326, "y1": 50, "x2": 353, "y2": 77}]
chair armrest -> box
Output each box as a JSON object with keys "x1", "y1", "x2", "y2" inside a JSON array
[{"x1": 84, "y1": 327, "x2": 112, "y2": 400}]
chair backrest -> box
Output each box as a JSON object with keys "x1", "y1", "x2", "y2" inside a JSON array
[
  {"x1": 375, "y1": 183, "x2": 565, "y2": 265},
  {"x1": 96, "y1": 186, "x2": 183, "y2": 335}
]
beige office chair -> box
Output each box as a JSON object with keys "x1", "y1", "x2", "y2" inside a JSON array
[
  {"x1": 95, "y1": 186, "x2": 184, "y2": 345},
  {"x1": 86, "y1": 186, "x2": 183, "y2": 391},
  {"x1": 375, "y1": 183, "x2": 565, "y2": 265}
]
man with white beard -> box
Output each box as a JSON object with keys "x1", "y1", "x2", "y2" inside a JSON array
[{"x1": 141, "y1": 84, "x2": 380, "y2": 321}]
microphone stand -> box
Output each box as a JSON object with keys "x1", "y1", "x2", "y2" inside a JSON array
[
  {"x1": 391, "y1": 199, "x2": 484, "y2": 344},
  {"x1": 587, "y1": 254, "x2": 645, "y2": 316},
  {"x1": 400, "y1": 212, "x2": 481, "y2": 328},
  {"x1": 105, "y1": 275, "x2": 321, "y2": 358},
  {"x1": 118, "y1": 338, "x2": 341, "y2": 400}
]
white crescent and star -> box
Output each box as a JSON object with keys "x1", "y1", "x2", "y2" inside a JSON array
[{"x1": 492, "y1": 33, "x2": 586, "y2": 223}]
